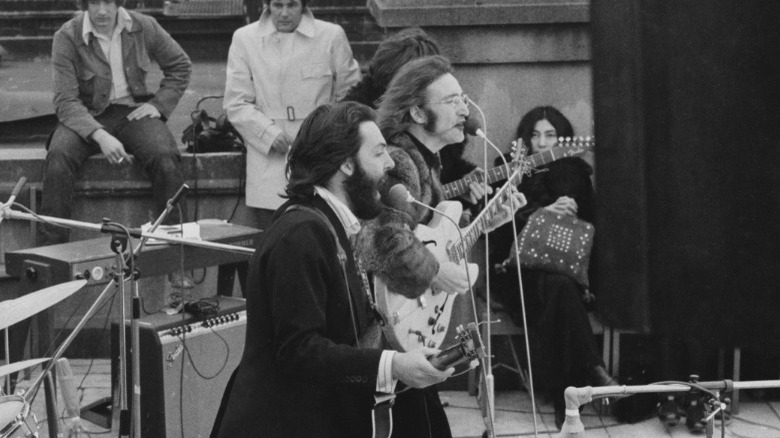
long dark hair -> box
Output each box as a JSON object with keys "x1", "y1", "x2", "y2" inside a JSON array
[
  {"x1": 376, "y1": 55, "x2": 453, "y2": 141},
  {"x1": 515, "y1": 106, "x2": 574, "y2": 150},
  {"x1": 285, "y1": 102, "x2": 376, "y2": 200},
  {"x1": 343, "y1": 27, "x2": 441, "y2": 108}
]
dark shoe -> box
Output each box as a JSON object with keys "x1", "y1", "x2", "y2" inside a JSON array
[
  {"x1": 685, "y1": 398, "x2": 706, "y2": 433},
  {"x1": 590, "y1": 365, "x2": 619, "y2": 387},
  {"x1": 657, "y1": 395, "x2": 682, "y2": 428}
]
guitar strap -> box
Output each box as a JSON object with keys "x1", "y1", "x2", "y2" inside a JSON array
[{"x1": 284, "y1": 204, "x2": 359, "y2": 346}]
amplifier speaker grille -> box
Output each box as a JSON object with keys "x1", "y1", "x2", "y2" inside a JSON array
[{"x1": 112, "y1": 296, "x2": 246, "y2": 438}]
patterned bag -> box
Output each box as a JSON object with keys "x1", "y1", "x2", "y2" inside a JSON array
[{"x1": 511, "y1": 208, "x2": 595, "y2": 287}]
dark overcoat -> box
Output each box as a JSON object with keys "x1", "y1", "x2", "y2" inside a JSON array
[{"x1": 216, "y1": 196, "x2": 382, "y2": 438}]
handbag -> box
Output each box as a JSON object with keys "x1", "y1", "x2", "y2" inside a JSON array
[
  {"x1": 181, "y1": 109, "x2": 245, "y2": 153},
  {"x1": 511, "y1": 208, "x2": 594, "y2": 287},
  {"x1": 181, "y1": 95, "x2": 244, "y2": 153}
]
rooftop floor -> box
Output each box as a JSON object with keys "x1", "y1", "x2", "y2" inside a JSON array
[{"x1": 5, "y1": 359, "x2": 780, "y2": 438}]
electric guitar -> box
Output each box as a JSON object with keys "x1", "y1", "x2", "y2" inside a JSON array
[
  {"x1": 374, "y1": 139, "x2": 593, "y2": 352},
  {"x1": 371, "y1": 323, "x2": 485, "y2": 438},
  {"x1": 374, "y1": 160, "x2": 529, "y2": 352},
  {"x1": 441, "y1": 136, "x2": 595, "y2": 200}
]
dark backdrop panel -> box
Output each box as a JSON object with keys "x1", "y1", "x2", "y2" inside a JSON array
[{"x1": 591, "y1": 0, "x2": 780, "y2": 349}]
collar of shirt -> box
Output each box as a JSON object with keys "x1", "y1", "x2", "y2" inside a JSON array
[
  {"x1": 314, "y1": 186, "x2": 361, "y2": 237},
  {"x1": 256, "y1": 7, "x2": 315, "y2": 38},
  {"x1": 405, "y1": 132, "x2": 442, "y2": 172},
  {"x1": 82, "y1": 6, "x2": 133, "y2": 45}
]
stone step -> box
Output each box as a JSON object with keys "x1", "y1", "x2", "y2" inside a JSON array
[
  {"x1": 0, "y1": 2, "x2": 384, "y2": 62},
  {"x1": 0, "y1": 0, "x2": 367, "y2": 10},
  {"x1": 0, "y1": 7, "x2": 382, "y2": 37}
]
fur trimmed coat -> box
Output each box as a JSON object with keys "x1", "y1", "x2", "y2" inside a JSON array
[{"x1": 355, "y1": 132, "x2": 444, "y2": 299}]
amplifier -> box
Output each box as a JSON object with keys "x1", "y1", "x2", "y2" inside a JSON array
[{"x1": 112, "y1": 296, "x2": 246, "y2": 438}]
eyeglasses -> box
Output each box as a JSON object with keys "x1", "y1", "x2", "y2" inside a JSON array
[{"x1": 429, "y1": 94, "x2": 469, "y2": 108}]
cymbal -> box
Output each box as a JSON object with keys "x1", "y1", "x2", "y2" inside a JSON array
[
  {"x1": 0, "y1": 280, "x2": 87, "y2": 330},
  {"x1": 0, "y1": 358, "x2": 49, "y2": 378}
]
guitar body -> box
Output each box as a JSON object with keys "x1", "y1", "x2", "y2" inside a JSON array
[
  {"x1": 371, "y1": 323, "x2": 485, "y2": 438},
  {"x1": 374, "y1": 201, "x2": 479, "y2": 352}
]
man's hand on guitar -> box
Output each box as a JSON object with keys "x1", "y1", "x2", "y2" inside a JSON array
[
  {"x1": 463, "y1": 168, "x2": 492, "y2": 205},
  {"x1": 485, "y1": 187, "x2": 527, "y2": 232},
  {"x1": 431, "y1": 261, "x2": 471, "y2": 295},
  {"x1": 392, "y1": 348, "x2": 454, "y2": 389}
]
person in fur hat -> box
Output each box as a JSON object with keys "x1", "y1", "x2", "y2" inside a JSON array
[{"x1": 355, "y1": 55, "x2": 526, "y2": 438}]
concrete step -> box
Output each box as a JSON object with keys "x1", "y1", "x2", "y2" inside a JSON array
[
  {"x1": 0, "y1": 2, "x2": 383, "y2": 62},
  {"x1": 0, "y1": 1, "x2": 384, "y2": 39}
]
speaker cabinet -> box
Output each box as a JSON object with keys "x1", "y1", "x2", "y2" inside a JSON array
[{"x1": 112, "y1": 296, "x2": 246, "y2": 437}]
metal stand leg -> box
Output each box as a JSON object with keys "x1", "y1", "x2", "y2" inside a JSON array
[{"x1": 44, "y1": 370, "x2": 59, "y2": 438}]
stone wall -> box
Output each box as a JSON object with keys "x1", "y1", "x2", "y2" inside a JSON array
[{"x1": 368, "y1": 0, "x2": 593, "y2": 166}]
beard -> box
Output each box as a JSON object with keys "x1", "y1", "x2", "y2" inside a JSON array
[
  {"x1": 344, "y1": 162, "x2": 385, "y2": 220},
  {"x1": 422, "y1": 106, "x2": 438, "y2": 133}
]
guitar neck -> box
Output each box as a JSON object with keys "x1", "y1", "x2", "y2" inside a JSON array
[
  {"x1": 448, "y1": 169, "x2": 524, "y2": 262},
  {"x1": 441, "y1": 142, "x2": 593, "y2": 200},
  {"x1": 441, "y1": 163, "x2": 513, "y2": 200}
]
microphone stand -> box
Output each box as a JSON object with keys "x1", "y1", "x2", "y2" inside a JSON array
[
  {"x1": 123, "y1": 183, "x2": 189, "y2": 438},
  {"x1": 2, "y1": 188, "x2": 253, "y2": 438},
  {"x1": 559, "y1": 379, "x2": 780, "y2": 438},
  {"x1": 404, "y1": 196, "x2": 497, "y2": 437},
  {"x1": 467, "y1": 101, "x2": 539, "y2": 436},
  {"x1": 2, "y1": 210, "x2": 254, "y2": 255},
  {"x1": 2, "y1": 177, "x2": 27, "y2": 394}
]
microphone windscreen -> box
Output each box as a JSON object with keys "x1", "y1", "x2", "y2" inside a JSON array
[
  {"x1": 464, "y1": 117, "x2": 482, "y2": 137},
  {"x1": 388, "y1": 184, "x2": 411, "y2": 206}
]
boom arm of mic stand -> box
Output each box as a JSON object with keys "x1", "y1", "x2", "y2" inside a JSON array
[
  {"x1": 122, "y1": 182, "x2": 187, "y2": 438},
  {"x1": 3, "y1": 209, "x2": 254, "y2": 255},
  {"x1": 560, "y1": 379, "x2": 780, "y2": 436}
]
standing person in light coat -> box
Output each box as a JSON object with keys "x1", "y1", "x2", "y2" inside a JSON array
[{"x1": 220, "y1": 0, "x2": 360, "y2": 294}]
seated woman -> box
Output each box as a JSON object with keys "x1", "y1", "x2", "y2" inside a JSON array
[{"x1": 487, "y1": 105, "x2": 616, "y2": 429}]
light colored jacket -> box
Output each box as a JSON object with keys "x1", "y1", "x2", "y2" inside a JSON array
[
  {"x1": 224, "y1": 8, "x2": 360, "y2": 210},
  {"x1": 52, "y1": 9, "x2": 191, "y2": 140}
]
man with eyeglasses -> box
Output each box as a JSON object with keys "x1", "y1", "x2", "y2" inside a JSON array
[{"x1": 354, "y1": 55, "x2": 525, "y2": 437}]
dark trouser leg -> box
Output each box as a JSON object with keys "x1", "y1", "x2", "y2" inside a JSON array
[
  {"x1": 112, "y1": 108, "x2": 186, "y2": 224},
  {"x1": 38, "y1": 123, "x2": 99, "y2": 246},
  {"x1": 391, "y1": 387, "x2": 452, "y2": 438}
]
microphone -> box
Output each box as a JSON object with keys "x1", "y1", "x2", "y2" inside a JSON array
[
  {"x1": 464, "y1": 116, "x2": 482, "y2": 137},
  {"x1": 167, "y1": 183, "x2": 189, "y2": 210},
  {"x1": 387, "y1": 183, "x2": 471, "y2": 263},
  {"x1": 388, "y1": 184, "x2": 457, "y2": 223},
  {"x1": 464, "y1": 116, "x2": 505, "y2": 158},
  {"x1": 388, "y1": 183, "x2": 414, "y2": 207},
  {"x1": 0, "y1": 176, "x2": 27, "y2": 226}
]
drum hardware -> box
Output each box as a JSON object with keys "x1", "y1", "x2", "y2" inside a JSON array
[
  {"x1": 2, "y1": 181, "x2": 256, "y2": 438},
  {"x1": 0, "y1": 394, "x2": 37, "y2": 438}
]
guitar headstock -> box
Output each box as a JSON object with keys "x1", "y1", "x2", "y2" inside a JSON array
[
  {"x1": 556, "y1": 135, "x2": 596, "y2": 154},
  {"x1": 509, "y1": 138, "x2": 529, "y2": 164},
  {"x1": 428, "y1": 322, "x2": 486, "y2": 370},
  {"x1": 455, "y1": 322, "x2": 485, "y2": 361}
]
